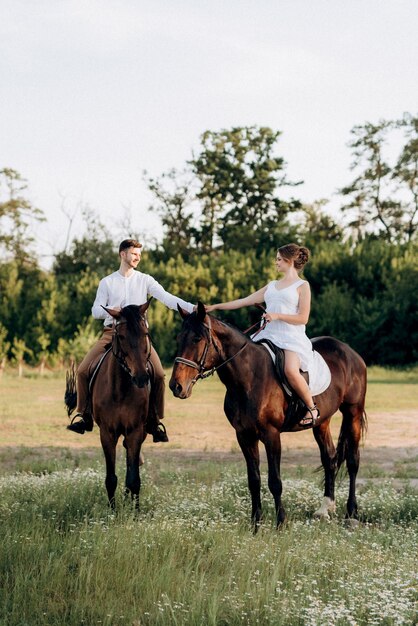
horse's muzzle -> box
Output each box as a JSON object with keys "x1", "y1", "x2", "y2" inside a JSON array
[
  {"x1": 168, "y1": 377, "x2": 186, "y2": 399},
  {"x1": 133, "y1": 373, "x2": 150, "y2": 388}
]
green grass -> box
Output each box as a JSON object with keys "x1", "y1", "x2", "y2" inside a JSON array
[
  {"x1": 367, "y1": 365, "x2": 418, "y2": 384},
  {"x1": 394, "y1": 455, "x2": 418, "y2": 479},
  {"x1": 0, "y1": 366, "x2": 417, "y2": 624},
  {"x1": 0, "y1": 463, "x2": 417, "y2": 626},
  {"x1": 366, "y1": 365, "x2": 418, "y2": 412}
]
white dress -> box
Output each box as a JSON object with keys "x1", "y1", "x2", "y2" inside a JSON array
[
  {"x1": 253, "y1": 279, "x2": 331, "y2": 396},
  {"x1": 253, "y1": 279, "x2": 313, "y2": 371}
]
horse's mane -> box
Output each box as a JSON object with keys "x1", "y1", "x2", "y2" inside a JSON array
[
  {"x1": 212, "y1": 315, "x2": 253, "y2": 340},
  {"x1": 120, "y1": 305, "x2": 143, "y2": 339},
  {"x1": 184, "y1": 311, "x2": 258, "y2": 344}
]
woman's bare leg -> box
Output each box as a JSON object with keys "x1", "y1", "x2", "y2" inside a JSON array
[{"x1": 283, "y1": 350, "x2": 319, "y2": 425}]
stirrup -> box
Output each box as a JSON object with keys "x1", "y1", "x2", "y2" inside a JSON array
[
  {"x1": 299, "y1": 404, "x2": 320, "y2": 428},
  {"x1": 67, "y1": 413, "x2": 93, "y2": 434},
  {"x1": 152, "y1": 422, "x2": 169, "y2": 443}
]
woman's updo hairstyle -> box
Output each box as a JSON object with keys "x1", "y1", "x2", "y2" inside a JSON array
[{"x1": 277, "y1": 243, "x2": 310, "y2": 272}]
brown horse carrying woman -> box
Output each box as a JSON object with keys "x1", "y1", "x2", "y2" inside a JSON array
[
  {"x1": 65, "y1": 303, "x2": 152, "y2": 508},
  {"x1": 169, "y1": 244, "x2": 367, "y2": 530}
]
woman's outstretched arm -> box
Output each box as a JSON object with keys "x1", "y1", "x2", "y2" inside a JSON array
[{"x1": 205, "y1": 285, "x2": 268, "y2": 312}]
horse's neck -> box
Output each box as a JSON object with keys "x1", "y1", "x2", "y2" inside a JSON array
[
  {"x1": 105, "y1": 343, "x2": 130, "y2": 393},
  {"x1": 213, "y1": 320, "x2": 246, "y2": 353},
  {"x1": 212, "y1": 321, "x2": 260, "y2": 386}
]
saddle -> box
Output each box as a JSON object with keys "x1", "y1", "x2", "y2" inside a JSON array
[{"x1": 256, "y1": 339, "x2": 308, "y2": 428}]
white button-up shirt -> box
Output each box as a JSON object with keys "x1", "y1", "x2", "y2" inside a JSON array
[{"x1": 92, "y1": 270, "x2": 194, "y2": 326}]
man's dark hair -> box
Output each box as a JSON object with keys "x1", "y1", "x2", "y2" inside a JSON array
[{"x1": 119, "y1": 239, "x2": 142, "y2": 254}]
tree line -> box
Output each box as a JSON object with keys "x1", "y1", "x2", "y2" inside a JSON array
[{"x1": 0, "y1": 114, "x2": 417, "y2": 373}]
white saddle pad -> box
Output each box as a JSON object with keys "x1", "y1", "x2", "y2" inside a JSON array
[
  {"x1": 309, "y1": 350, "x2": 331, "y2": 397},
  {"x1": 262, "y1": 346, "x2": 331, "y2": 397}
]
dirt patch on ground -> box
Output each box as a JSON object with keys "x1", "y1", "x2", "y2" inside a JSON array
[{"x1": 1, "y1": 410, "x2": 416, "y2": 481}]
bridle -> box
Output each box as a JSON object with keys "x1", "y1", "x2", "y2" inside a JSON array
[
  {"x1": 112, "y1": 315, "x2": 152, "y2": 383},
  {"x1": 174, "y1": 305, "x2": 270, "y2": 385},
  {"x1": 174, "y1": 314, "x2": 259, "y2": 385}
]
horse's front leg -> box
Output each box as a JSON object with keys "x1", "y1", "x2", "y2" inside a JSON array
[
  {"x1": 123, "y1": 427, "x2": 145, "y2": 510},
  {"x1": 263, "y1": 428, "x2": 286, "y2": 528},
  {"x1": 313, "y1": 419, "x2": 337, "y2": 519},
  {"x1": 236, "y1": 430, "x2": 262, "y2": 532},
  {"x1": 100, "y1": 428, "x2": 118, "y2": 508}
]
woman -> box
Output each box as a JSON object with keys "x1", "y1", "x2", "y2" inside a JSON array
[{"x1": 205, "y1": 243, "x2": 320, "y2": 427}]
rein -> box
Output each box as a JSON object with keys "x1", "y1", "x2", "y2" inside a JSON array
[{"x1": 242, "y1": 304, "x2": 268, "y2": 338}]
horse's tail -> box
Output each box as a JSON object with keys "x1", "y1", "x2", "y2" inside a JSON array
[
  {"x1": 65, "y1": 361, "x2": 77, "y2": 417},
  {"x1": 336, "y1": 407, "x2": 368, "y2": 474}
]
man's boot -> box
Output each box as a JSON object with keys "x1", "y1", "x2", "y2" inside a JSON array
[
  {"x1": 152, "y1": 422, "x2": 169, "y2": 442},
  {"x1": 146, "y1": 413, "x2": 169, "y2": 442},
  {"x1": 67, "y1": 413, "x2": 94, "y2": 435}
]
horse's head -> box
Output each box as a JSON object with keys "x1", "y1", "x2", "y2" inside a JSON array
[
  {"x1": 104, "y1": 301, "x2": 152, "y2": 388},
  {"x1": 169, "y1": 301, "x2": 221, "y2": 399}
]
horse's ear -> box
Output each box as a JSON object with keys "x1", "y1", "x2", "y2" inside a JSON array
[
  {"x1": 177, "y1": 304, "x2": 190, "y2": 319},
  {"x1": 102, "y1": 305, "x2": 121, "y2": 319},
  {"x1": 196, "y1": 301, "x2": 206, "y2": 322},
  {"x1": 139, "y1": 298, "x2": 153, "y2": 315}
]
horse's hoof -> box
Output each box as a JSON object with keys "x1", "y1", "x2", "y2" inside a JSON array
[
  {"x1": 343, "y1": 517, "x2": 360, "y2": 528},
  {"x1": 314, "y1": 512, "x2": 331, "y2": 522},
  {"x1": 252, "y1": 516, "x2": 263, "y2": 534},
  {"x1": 313, "y1": 497, "x2": 336, "y2": 519}
]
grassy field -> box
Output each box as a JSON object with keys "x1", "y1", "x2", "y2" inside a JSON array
[{"x1": 0, "y1": 367, "x2": 417, "y2": 625}]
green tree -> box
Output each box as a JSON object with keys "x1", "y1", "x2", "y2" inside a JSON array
[
  {"x1": 35, "y1": 330, "x2": 50, "y2": 376},
  {"x1": 300, "y1": 201, "x2": 344, "y2": 251},
  {"x1": 64, "y1": 321, "x2": 100, "y2": 365},
  {"x1": 53, "y1": 209, "x2": 117, "y2": 279},
  {"x1": 0, "y1": 262, "x2": 61, "y2": 365},
  {"x1": 0, "y1": 263, "x2": 23, "y2": 335},
  {"x1": 0, "y1": 168, "x2": 44, "y2": 261},
  {"x1": 392, "y1": 113, "x2": 418, "y2": 241},
  {"x1": 0, "y1": 323, "x2": 10, "y2": 377},
  {"x1": 309, "y1": 282, "x2": 354, "y2": 343},
  {"x1": 340, "y1": 115, "x2": 418, "y2": 242},
  {"x1": 190, "y1": 126, "x2": 302, "y2": 254},
  {"x1": 11, "y1": 337, "x2": 32, "y2": 378},
  {"x1": 52, "y1": 270, "x2": 101, "y2": 343},
  {"x1": 144, "y1": 168, "x2": 198, "y2": 261},
  {"x1": 305, "y1": 239, "x2": 418, "y2": 365}
]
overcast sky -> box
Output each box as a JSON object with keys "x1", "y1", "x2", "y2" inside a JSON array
[{"x1": 1, "y1": 0, "x2": 417, "y2": 264}]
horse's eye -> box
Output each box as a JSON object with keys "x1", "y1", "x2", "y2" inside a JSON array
[{"x1": 192, "y1": 335, "x2": 202, "y2": 344}]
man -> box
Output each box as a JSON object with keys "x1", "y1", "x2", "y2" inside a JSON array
[{"x1": 67, "y1": 238, "x2": 195, "y2": 441}]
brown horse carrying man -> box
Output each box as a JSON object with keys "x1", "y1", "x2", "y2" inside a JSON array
[{"x1": 67, "y1": 238, "x2": 195, "y2": 441}]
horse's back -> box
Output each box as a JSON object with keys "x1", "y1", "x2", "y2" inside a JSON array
[
  {"x1": 313, "y1": 336, "x2": 365, "y2": 368},
  {"x1": 312, "y1": 336, "x2": 367, "y2": 406}
]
